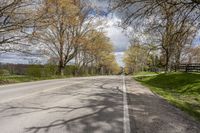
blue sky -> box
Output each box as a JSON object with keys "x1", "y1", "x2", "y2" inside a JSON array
[{"x1": 193, "y1": 31, "x2": 200, "y2": 45}]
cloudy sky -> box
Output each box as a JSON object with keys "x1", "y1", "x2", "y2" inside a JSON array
[
  {"x1": 90, "y1": 0, "x2": 129, "y2": 62},
  {"x1": 104, "y1": 16, "x2": 129, "y2": 66}
]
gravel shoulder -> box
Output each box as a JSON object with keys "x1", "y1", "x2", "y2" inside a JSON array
[{"x1": 125, "y1": 76, "x2": 200, "y2": 133}]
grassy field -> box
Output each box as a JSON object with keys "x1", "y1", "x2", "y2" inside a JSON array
[
  {"x1": 0, "y1": 75, "x2": 71, "y2": 85},
  {"x1": 135, "y1": 72, "x2": 200, "y2": 121}
]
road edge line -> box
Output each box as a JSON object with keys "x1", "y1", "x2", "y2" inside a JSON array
[{"x1": 123, "y1": 75, "x2": 131, "y2": 133}]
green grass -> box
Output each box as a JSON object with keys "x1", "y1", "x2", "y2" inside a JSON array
[
  {"x1": 0, "y1": 75, "x2": 72, "y2": 85},
  {"x1": 134, "y1": 72, "x2": 200, "y2": 121},
  {"x1": 0, "y1": 73, "x2": 99, "y2": 85}
]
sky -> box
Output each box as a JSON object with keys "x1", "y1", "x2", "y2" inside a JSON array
[{"x1": 104, "y1": 15, "x2": 129, "y2": 66}]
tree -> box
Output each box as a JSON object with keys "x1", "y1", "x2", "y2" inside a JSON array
[
  {"x1": 182, "y1": 45, "x2": 200, "y2": 63},
  {"x1": 31, "y1": 0, "x2": 97, "y2": 75},
  {"x1": 75, "y1": 30, "x2": 119, "y2": 75},
  {"x1": 99, "y1": 53, "x2": 120, "y2": 75},
  {"x1": 124, "y1": 42, "x2": 150, "y2": 74},
  {"x1": 0, "y1": 0, "x2": 36, "y2": 53},
  {"x1": 112, "y1": 0, "x2": 200, "y2": 72}
]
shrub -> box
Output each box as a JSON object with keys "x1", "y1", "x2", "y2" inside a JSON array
[
  {"x1": 26, "y1": 65, "x2": 42, "y2": 77},
  {"x1": 64, "y1": 65, "x2": 78, "y2": 76},
  {"x1": 43, "y1": 64, "x2": 57, "y2": 77},
  {"x1": 0, "y1": 69, "x2": 10, "y2": 76}
]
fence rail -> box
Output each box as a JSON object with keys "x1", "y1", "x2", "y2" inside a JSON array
[{"x1": 179, "y1": 63, "x2": 200, "y2": 72}]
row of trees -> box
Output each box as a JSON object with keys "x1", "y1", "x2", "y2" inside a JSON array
[
  {"x1": 111, "y1": 0, "x2": 200, "y2": 73},
  {"x1": 124, "y1": 42, "x2": 150, "y2": 74},
  {"x1": 1, "y1": 0, "x2": 120, "y2": 76}
]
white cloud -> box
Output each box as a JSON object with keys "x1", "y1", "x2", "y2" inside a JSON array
[
  {"x1": 104, "y1": 15, "x2": 130, "y2": 52},
  {"x1": 115, "y1": 52, "x2": 124, "y2": 67},
  {"x1": 99, "y1": 15, "x2": 129, "y2": 66},
  {"x1": 0, "y1": 53, "x2": 45, "y2": 64}
]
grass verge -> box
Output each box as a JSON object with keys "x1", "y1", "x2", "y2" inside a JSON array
[
  {"x1": 134, "y1": 72, "x2": 200, "y2": 122},
  {"x1": 0, "y1": 75, "x2": 72, "y2": 85},
  {"x1": 133, "y1": 71, "x2": 160, "y2": 77}
]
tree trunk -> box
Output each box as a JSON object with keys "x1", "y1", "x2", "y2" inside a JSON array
[
  {"x1": 101, "y1": 67, "x2": 104, "y2": 75},
  {"x1": 175, "y1": 54, "x2": 181, "y2": 72},
  {"x1": 165, "y1": 50, "x2": 171, "y2": 72},
  {"x1": 58, "y1": 60, "x2": 65, "y2": 76}
]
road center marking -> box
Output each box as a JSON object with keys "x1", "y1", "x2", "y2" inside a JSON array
[{"x1": 123, "y1": 75, "x2": 131, "y2": 133}]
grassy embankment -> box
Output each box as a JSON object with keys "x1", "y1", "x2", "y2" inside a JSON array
[{"x1": 134, "y1": 72, "x2": 200, "y2": 121}]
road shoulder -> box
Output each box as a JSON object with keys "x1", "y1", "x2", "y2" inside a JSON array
[{"x1": 125, "y1": 76, "x2": 200, "y2": 133}]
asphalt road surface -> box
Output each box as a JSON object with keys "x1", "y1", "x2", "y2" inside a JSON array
[{"x1": 0, "y1": 76, "x2": 199, "y2": 133}]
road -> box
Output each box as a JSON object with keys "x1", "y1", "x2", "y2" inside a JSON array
[{"x1": 0, "y1": 76, "x2": 199, "y2": 133}]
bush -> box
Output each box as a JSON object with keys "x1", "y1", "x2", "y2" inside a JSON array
[
  {"x1": 43, "y1": 64, "x2": 57, "y2": 77},
  {"x1": 26, "y1": 65, "x2": 42, "y2": 77},
  {"x1": 64, "y1": 65, "x2": 78, "y2": 76},
  {"x1": 0, "y1": 69, "x2": 10, "y2": 76}
]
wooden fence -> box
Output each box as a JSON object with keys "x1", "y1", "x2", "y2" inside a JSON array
[{"x1": 179, "y1": 63, "x2": 200, "y2": 72}]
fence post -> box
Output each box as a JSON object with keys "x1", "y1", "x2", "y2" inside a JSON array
[{"x1": 186, "y1": 64, "x2": 188, "y2": 72}]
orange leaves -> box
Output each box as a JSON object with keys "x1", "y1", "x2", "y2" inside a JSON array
[
  {"x1": 41, "y1": 0, "x2": 81, "y2": 26},
  {"x1": 45, "y1": 0, "x2": 80, "y2": 14}
]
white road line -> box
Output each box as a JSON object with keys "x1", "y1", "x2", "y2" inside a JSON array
[{"x1": 123, "y1": 75, "x2": 131, "y2": 133}]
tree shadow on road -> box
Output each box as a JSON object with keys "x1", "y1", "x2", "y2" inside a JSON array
[{"x1": 0, "y1": 79, "x2": 124, "y2": 133}]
